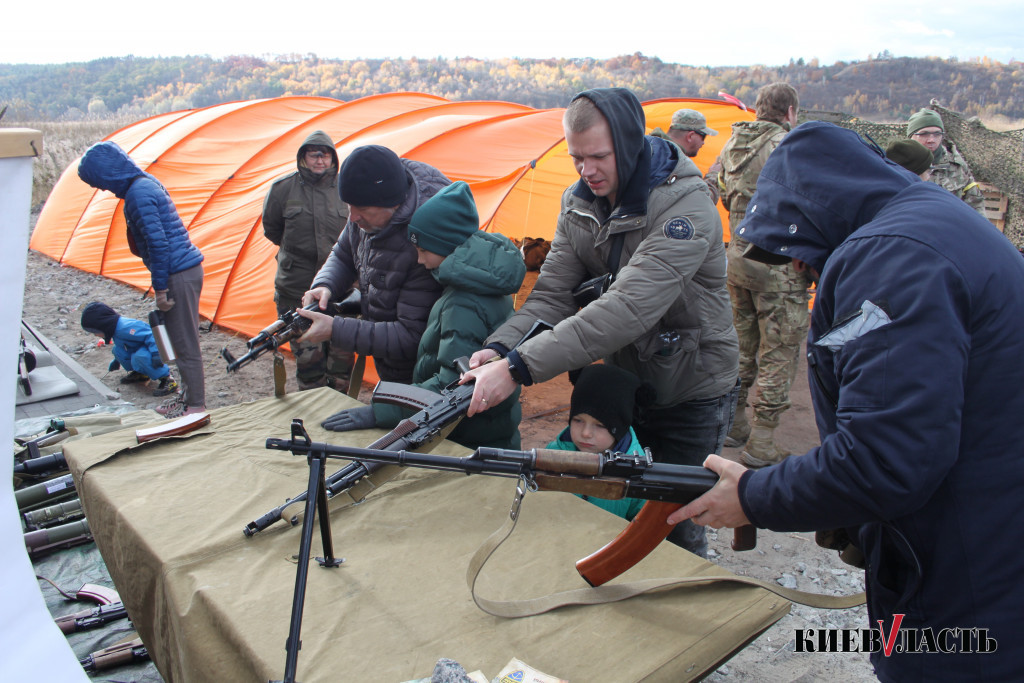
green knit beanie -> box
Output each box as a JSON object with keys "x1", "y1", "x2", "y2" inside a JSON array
[
  {"x1": 408, "y1": 181, "x2": 479, "y2": 257},
  {"x1": 907, "y1": 109, "x2": 944, "y2": 136},
  {"x1": 886, "y1": 139, "x2": 933, "y2": 176}
]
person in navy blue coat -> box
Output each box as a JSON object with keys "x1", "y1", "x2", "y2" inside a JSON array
[
  {"x1": 668, "y1": 122, "x2": 1024, "y2": 681},
  {"x1": 79, "y1": 141, "x2": 206, "y2": 417}
]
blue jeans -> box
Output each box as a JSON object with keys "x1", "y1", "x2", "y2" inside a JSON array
[{"x1": 633, "y1": 380, "x2": 740, "y2": 557}]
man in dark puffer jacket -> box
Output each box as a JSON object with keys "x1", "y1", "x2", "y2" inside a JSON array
[
  {"x1": 297, "y1": 145, "x2": 449, "y2": 383},
  {"x1": 78, "y1": 141, "x2": 206, "y2": 418}
]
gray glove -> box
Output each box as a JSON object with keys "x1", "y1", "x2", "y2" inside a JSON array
[{"x1": 321, "y1": 406, "x2": 377, "y2": 432}]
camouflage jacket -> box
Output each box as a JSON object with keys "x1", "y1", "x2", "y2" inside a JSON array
[
  {"x1": 929, "y1": 143, "x2": 985, "y2": 215},
  {"x1": 720, "y1": 120, "x2": 809, "y2": 293}
]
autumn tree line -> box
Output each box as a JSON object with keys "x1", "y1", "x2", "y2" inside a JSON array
[{"x1": 2, "y1": 52, "x2": 1023, "y2": 125}]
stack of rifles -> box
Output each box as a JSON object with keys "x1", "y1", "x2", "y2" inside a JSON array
[{"x1": 14, "y1": 418, "x2": 150, "y2": 674}]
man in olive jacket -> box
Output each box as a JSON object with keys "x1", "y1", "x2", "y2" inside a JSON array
[
  {"x1": 262, "y1": 130, "x2": 354, "y2": 391},
  {"x1": 463, "y1": 88, "x2": 739, "y2": 557},
  {"x1": 297, "y1": 145, "x2": 449, "y2": 384}
]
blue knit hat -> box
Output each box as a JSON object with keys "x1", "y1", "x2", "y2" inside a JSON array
[{"x1": 407, "y1": 181, "x2": 479, "y2": 257}]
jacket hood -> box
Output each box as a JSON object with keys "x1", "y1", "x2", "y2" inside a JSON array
[
  {"x1": 78, "y1": 141, "x2": 146, "y2": 198},
  {"x1": 296, "y1": 130, "x2": 339, "y2": 181},
  {"x1": 80, "y1": 301, "x2": 120, "y2": 343},
  {"x1": 433, "y1": 231, "x2": 526, "y2": 296},
  {"x1": 735, "y1": 121, "x2": 918, "y2": 274},
  {"x1": 570, "y1": 88, "x2": 651, "y2": 216}
]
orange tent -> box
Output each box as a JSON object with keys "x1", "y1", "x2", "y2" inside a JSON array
[{"x1": 32, "y1": 93, "x2": 753, "y2": 348}]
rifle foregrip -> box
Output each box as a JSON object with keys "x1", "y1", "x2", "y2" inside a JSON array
[{"x1": 575, "y1": 500, "x2": 680, "y2": 587}]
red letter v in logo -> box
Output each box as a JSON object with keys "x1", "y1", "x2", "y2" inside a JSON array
[{"x1": 878, "y1": 614, "x2": 905, "y2": 657}]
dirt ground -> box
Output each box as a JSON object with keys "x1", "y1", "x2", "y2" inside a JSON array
[{"x1": 20, "y1": 243, "x2": 877, "y2": 682}]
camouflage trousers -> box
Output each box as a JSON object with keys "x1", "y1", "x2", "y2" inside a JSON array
[
  {"x1": 728, "y1": 284, "x2": 809, "y2": 428},
  {"x1": 291, "y1": 337, "x2": 355, "y2": 393}
]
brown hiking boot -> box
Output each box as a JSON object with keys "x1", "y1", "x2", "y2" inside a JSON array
[
  {"x1": 740, "y1": 426, "x2": 790, "y2": 468},
  {"x1": 724, "y1": 410, "x2": 750, "y2": 448}
]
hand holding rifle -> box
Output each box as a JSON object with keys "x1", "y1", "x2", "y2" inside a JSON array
[{"x1": 668, "y1": 454, "x2": 751, "y2": 529}]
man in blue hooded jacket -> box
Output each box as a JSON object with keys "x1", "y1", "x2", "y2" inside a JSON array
[
  {"x1": 79, "y1": 141, "x2": 206, "y2": 417},
  {"x1": 669, "y1": 122, "x2": 1024, "y2": 681}
]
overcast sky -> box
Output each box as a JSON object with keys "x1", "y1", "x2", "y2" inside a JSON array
[{"x1": 2, "y1": 0, "x2": 1020, "y2": 67}]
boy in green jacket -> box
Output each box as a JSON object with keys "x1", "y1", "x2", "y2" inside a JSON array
[{"x1": 321, "y1": 181, "x2": 526, "y2": 449}]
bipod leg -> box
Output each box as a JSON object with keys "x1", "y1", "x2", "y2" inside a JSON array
[{"x1": 276, "y1": 443, "x2": 342, "y2": 683}]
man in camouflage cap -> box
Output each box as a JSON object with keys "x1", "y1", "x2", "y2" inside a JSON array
[
  {"x1": 667, "y1": 108, "x2": 718, "y2": 157},
  {"x1": 907, "y1": 108, "x2": 985, "y2": 214},
  {"x1": 650, "y1": 108, "x2": 721, "y2": 202}
]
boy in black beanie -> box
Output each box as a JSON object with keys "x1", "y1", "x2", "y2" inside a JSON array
[{"x1": 547, "y1": 363, "x2": 656, "y2": 520}]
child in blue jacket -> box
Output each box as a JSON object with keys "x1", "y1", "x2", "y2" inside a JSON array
[
  {"x1": 547, "y1": 363, "x2": 656, "y2": 520},
  {"x1": 81, "y1": 302, "x2": 178, "y2": 397}
]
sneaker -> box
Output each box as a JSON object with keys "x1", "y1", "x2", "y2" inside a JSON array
[
  {"x1": 120, "y1": 371, "x2": 149, "y2": 384},
  {"x1": 152, "y1": 376, "x2": 179, "y2": 397}
]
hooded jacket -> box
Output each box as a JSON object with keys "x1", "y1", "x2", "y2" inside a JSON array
[
  {"x1": 372, "y1": 230, "x2": 526, "y2": 449},
  {"x1": 487, "y1": 88, "x2": 738, "y2": 408},
  {"x1": 735, "y1": 122, "x2": 1024, "y2": 681},
  {"x1": 262, "y1": 130, "x2": 348, "y2": 308},
  {"x1": 78, "y1": 142, "x2": 203, "y2": 291},
  {"x1": 81, "y1": 302, "x2": 167, "y2": 379},
  {"x1": 311, "y1": 159, "x2": 449, "y2": 382},
  {"x1": 720, "y1": 120, "x2": 809, "y2": 292}
]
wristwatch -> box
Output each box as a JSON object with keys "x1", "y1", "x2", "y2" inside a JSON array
[{"x1": 506, "y1": 356, "x2": 523, "y2": 384}]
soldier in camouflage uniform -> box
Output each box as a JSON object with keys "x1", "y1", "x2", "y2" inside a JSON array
[
  {"x1": 907, "y1": 109, "x2": 985, "y2": 215},
  {"x1": 650, "y1": 109, "x2": 721, "y2": 203},
  {"x1": 262, "y1": 130, "x2": 355, "y2": 391},
  {"x1": 718, "y1": 83, "x2": 811, "y2": 467}
]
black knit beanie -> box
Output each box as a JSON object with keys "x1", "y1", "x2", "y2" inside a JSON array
[
  {"x1": 568, "y1": 364, "x2": 656, "y2": 442},
  {"x1": 408, "y1": 181, "x2": 478, "y2": 257},
  {"x1": 886, "y1": 139, "x2": 933, "y2": 176},
  {"x1": 338, "y1": 145, "x2": 409, "y2": 207},
  {"x1": 81, "y1": 302, "x2": 120, "y2": 343}
]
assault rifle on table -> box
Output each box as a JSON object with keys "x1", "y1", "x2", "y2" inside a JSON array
[
  {"x1": 56, "y1": 601, "x2": 129, "y2": 635},
  {"x1": 242, "y1": 319, "x2": 554, "y2": 537},
  {"x1": 267, "y1": 421, "x2": 757, "y2": 588},
  {"x1": 79, "y1": 638, "x2": 149, "y2": 673},
  {"x1": 221, "y1": 289, "x2": 361, "y2": 373}
]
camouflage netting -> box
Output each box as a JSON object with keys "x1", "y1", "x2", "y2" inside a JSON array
[{"x1": 802, "y1": 101, "x2": 1024, "y2": 249}]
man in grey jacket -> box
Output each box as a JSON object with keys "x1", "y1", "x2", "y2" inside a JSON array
[
  {"x1": 297, "y1": 145, "x2": 449, "y2": 384},
  {"x1": 463, "y1": 88, "x2": 739, "y2": 557}
]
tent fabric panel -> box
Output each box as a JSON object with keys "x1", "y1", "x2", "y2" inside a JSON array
[
  {"x1": 408, "y1": 109, "x2": 566, "y2": 184},
  {"x1": 487, "y1": 140, "x2": 578, "y2": 243}
]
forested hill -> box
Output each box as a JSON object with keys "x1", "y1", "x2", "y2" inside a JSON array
[{"x1": 2, "y1": 52, "x2": 1022, "y2": 123}]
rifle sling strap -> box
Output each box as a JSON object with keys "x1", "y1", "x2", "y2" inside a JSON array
[{"x1": 466, "y1": 486, "x2": 866, "y2": 618}]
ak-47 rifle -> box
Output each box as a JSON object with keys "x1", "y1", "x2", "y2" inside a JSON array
[
  {"x1": 55, "y1": 602, "x2": 129, "y2": 635},
  {"x1": 221, "y1": 290, "x2": 361, "y2": 373},
  {"x1": 79, "y1": 638, "x2": 149, "y2": 673},
  {"x1": 242, "y1": 319, "x2": 554, "y2": 537},
  {"x1": 267, "y1": 421, "x2": 756, "y2": 587}
]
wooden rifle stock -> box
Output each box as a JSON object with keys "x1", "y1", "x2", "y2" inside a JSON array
[{"x1": 576, "y1": 502, "x2": 757, "y2": 587}]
